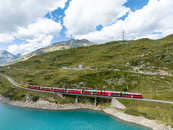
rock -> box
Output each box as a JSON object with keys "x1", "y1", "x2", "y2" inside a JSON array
[
  {"x1": 111, "y1": 98, "x2": 126, "y2": 110},
  {"x1": 117, "y1": 78, "x2": 125, "y2": 86}
]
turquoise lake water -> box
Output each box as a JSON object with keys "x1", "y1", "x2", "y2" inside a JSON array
[{"x1": 0, "y1": 103, "x2": 149, "y2": 130}]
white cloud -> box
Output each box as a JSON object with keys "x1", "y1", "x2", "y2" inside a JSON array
[
  {"x1": 124, "y1": 0, "x2": 173, "y2": 39},
  {"x1": 7, "y1": 18, "x2": 62, "y2": 55},
  {"x1": 7, "y1": 35, "x2": 53, "y2": 55},
  {"x1": 16, "y1": 18, "x2": 62, "y2": 39},
  {"x1": 54, "y1": 0, "x2": 68, "y2": 9},
  {"x1": 75, "y1": 0, "x2": 173, "y2": 43},
  {"x1": 0, "y1": 0, "x2": 67, "y2": 34},
  {"x1": 0, "y1": 33, "x2": 14, "y2": 43},
  {"x1": 64, "y1": 0, "x2": 129, "y2": 36},
  {"x1": 75, "y1": 20, "x2": 125, "y2": 43},
  {"x1": 0, "y1": 0, "x2": 67, "y2": 55}
]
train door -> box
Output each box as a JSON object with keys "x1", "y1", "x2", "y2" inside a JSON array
[
  {"x1": 131, "y1": 94, "x2": 133, "y2": 98},
  {"x1": 108, "y1": 92, "x2": 111, "y2": 97}
]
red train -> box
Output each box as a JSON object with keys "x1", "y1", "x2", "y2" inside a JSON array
[{"x1": 27, "y1": 85, "x2": 143, "y2": 99}]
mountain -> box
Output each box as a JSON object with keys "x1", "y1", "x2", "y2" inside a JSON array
[
  {"x1": 34, "y1": 39, "x2": 95, "y2": 55},
  {"x1": 18, "y1": 39, "x2": 95, "y2": 61},
  {"x1": 0, "y1": 50, "x2": 18, "y2": 65}
]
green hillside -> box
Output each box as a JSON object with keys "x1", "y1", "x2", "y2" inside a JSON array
[{"x1": 1, "y1": 35, "x2": 173, "y2": 101}]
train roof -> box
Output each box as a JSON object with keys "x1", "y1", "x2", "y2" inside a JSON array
[{"x1": 84, "y1": 89, "x2": 142, "y2": 95}]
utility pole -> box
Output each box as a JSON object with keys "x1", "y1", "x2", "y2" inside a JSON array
[
  {"x1": 122, "y1": 30, "x2": 125, "y2": 41},
  {"x1": 75, "y1": 96, "x2": 79, "y2": 103},
  {"x1": 94, "y1": 97, "x2": 97, "y2": 106}
]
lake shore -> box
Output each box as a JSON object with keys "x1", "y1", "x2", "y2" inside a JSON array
[{"x1": 0, "y1": 95, "x2": 172, "y2": 130}]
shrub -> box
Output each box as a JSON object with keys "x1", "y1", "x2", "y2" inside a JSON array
[{"x1": 31, "y1": 96, "x2": 39, "y2": 102}]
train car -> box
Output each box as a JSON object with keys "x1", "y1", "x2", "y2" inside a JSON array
[
  {"x1": 83, "y1": 90, "x2": 102, "y2": 96},
  {"x1": 91, "y1": 90, "x2": 102, "y2": 95},
  {"x1": 119, "y1": 92, "x2": 131, "y2": 98},
  {"x1": 132, "y1": 93, "x2": 143, "y2": 99},
  {"x1": 101, "y1": 91, "x2": 109, "y2": 96},
  {"x1": 110, "y1": 91, "x2": 121, "y2": 97},
  {"x1": 83, "y1": 90, "x2": 91, "y2": 95},
  {"x1": 120, "y1": 92, "x2": 143, "y2": 99},
  {"x1": 39, "y1": 87, "x2": 51, "y2": 91},
  {"x1": 67, "y1": 89, "x2": 82, "y2": 94},
  {"x1": 109, "y1": 91, "x2": 143, "y2": 99},
  {"x1": 53, "y1": 88, "x2": 66, "y2": 93},
  {"x1": 27, "y1": 85, "x2": 40, "y2": 90}
]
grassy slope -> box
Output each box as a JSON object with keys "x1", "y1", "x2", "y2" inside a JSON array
[
  {"x1": 0, "y1": 76, "x2": 27, "y2": 101},
  {"x1": 0, "y1": 76, "x2": 75, "y2": 103},
  {"x1": 1, "y1": 35, "x2": 173, "y2": 101},
  {"x1": 119, "y1": 99, "x2": 173, "y2": 127}
]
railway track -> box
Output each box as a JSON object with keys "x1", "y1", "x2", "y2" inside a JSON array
[{"x1": 1, "y1": 73, "x2": 173, "y2": 105}]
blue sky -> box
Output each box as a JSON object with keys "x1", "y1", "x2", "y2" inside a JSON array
[
  {"x1": 45, "y1": 0, "x2": 149, "y2": 43},
  {"x1": 0, "y1": 0, "x2": 172, "y2": 55},
  {"x1": 45, "y1": 0, "x2": 72, "y2": 43},
  {"x1": 0, "y1": 0, "x2": 151, "y2": 51}
]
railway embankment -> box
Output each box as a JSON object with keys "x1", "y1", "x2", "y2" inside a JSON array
[{"x1": 0, "y1": 95, "x2": 101, "y2": 111}]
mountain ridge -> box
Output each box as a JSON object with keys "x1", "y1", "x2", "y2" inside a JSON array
[
  {"x1": 0, "y1": 50, "x2": 19, "y2": 65},
  {"x1": 17, "y1": 39, "x2": 95, "y2": 62}
]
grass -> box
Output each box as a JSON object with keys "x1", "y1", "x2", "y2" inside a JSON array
[
  {"x1": 0, "y1": 74, "x2": 110, "y2": 105},
  {"x1": 118, "y1": 99, "x2": 173, "y2": 127},
  {"x1": 0, "y1": 76, "x2": 27, "y2": 101},
  {"x1": 2, "y1": 35, "x2": 173, "y2": 71},
  {"x1": 2, "y1": 68, "x2": 173, "y2": 101},
  {"x1": 1, "y1": 35, "x2": 173, "y2": 101},
  {"x1": 0, "y1": 75, "x2": 76, "y2": 103}
]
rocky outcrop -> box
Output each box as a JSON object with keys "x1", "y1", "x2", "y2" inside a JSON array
[
  {"x1": 0, "y1": 95, "x2": 101, "y2": 111},
  {"x1": 111, "y1": 98, "x2": 126, "y2": 110}
]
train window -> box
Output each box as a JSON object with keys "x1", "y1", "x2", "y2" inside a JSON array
[
  {"x1": 93, "y1": 92, "x2": 97, "y2": 94},
  {"x1": 102, "y1": 92, "x2": 107, "y2": 95},
  {"x1": 84, "y1": 91, "x2": 90, "y2": 94},
  {"x1": 111, "y1": 93, "x2": 120, "y2": 96}
]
